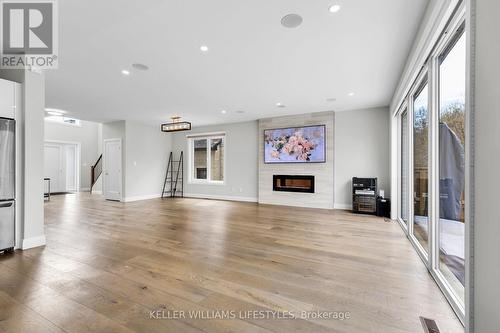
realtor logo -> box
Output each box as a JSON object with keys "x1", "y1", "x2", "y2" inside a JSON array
[{"x1": 0, "y1": 0, "x2": 58, "y2": 69}]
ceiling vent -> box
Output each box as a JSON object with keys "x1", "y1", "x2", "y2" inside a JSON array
[{"x1": 281, "y1": 14, "x2": 303, "y2": 28}]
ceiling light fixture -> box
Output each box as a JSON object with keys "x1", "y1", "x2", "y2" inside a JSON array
[
  {"x1": 221, "y1": 110, "x2": 227, "y2": 114},
  {"x1": 45, "y1": 108, "x2": 67, "y2": 116},
  {"x1": 47, "y1": 111, "x2": 64, "y2": 116},
  {"x1": 121, "y1": 69, "x2": 130, "y2": 75},
  {"x1": 276, "y1": 102, "x2": 286, "y2": 108},
  {"x1": 281, "y1": 14, "x2": 303, "y2": 28},
  {"x1": 326, "y1": 98, "x2": 337, "y2": 102},
  {"x1": 236, "y1": 110, "x2": 245, "y2": 114},
  {"x1": 161, "y1": 116, "x2": 192, "y2": 133},
  {"x1": 348, "y1": 92, "x2": 355, "y2": 96},
  {"x1": 329, "y1": 5, "x2": 341, "y2": 13},
  {"x1": 200, "y1": 45, "x2": 209, "y2": 52}
]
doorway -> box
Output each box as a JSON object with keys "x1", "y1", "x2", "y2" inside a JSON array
[
  {"x1": 44, "y1": 141, "x2": 80, "y2": 193},
  {"x1": 103, "y1": 138, "x2": 122, "y2": 201}
]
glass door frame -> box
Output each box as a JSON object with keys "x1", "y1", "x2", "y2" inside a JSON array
[
  {"x1": 396, "y1": 102, "x2": 409, "y2": 234},
  {"x1": 427, "y1": 7, "x2": 466, "y2": 321},
  {"x1": 395, "y1": 3, "x2": 467, "y2": 324},
  {"x1": 408, "y1": 69, "x2": 431, "y2": 266}
]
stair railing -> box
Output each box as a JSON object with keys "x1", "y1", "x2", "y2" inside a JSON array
[{"x1": 90, "y1": 154, "x2": 102, "y2": 193}]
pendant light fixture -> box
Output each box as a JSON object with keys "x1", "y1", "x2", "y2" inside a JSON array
[{"x1": 161, "y1": 116, "x2": 192, "y2": 132}]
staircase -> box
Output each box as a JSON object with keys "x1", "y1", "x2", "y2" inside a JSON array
[
  {"x1": 161, "y1": 152, "x2": 184, "y2": 198},
  {"x1": 90, "y1": 154, "x2": 102, "y2": 193}
]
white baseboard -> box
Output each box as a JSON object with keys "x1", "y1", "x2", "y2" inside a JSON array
[
  {"x1": 79, "y1": 187, "x2": 90, "y2": 192},
  {"x1": 334, "y1": 203, "x2": 352, "y2": 210},
  {"x1": 184, "y1": 193, "x2": 258, "y2": 203},
  {"x1": 21, "y1": 235, "x2": 46, "y2": 250},
  {"x1": 122, "y1": 194, "x2": 162, "y2": 202}
]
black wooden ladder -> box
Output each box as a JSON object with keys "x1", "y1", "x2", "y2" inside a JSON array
[{"x1": 161, "y1": 151, "x2": 184, "y2": 198}]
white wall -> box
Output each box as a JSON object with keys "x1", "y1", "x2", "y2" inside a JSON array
[
  {"x1": 101, "y1": 120, "x2": 172, "y2": 202},
  {"x1": 259, "y1": 112, "x2": 335, "y2": 209},
  {"x1": 471, "y1": 0, "x2": 500, "y2": 331},
  {"x1": 102, "y1": 120, "x2": 126, "y2": 198},
  {"x1": 169, "y1": 111, "x2": 388, "y2": 208},
  {"x1": 44, "y1": 120, "x2": 102, "y2": 191},
  {"x1": 171, "y1": 121, "x2": 259, "y2": 201},
  {"x1": 23, "y1": 71, "x2": 45, "y2": 248},
  {"x1": 0, "y1": 69, "x2": 46, "y2": 250},
  {"x1": 103, "y1": 120, "x2": 126, "y2": 141},
  {"x1": 334, "y1": 107, "x2": 390, "y2": 209},
  {"x1": 124, "y1": 121, "x2": 172, "y2": 201}
]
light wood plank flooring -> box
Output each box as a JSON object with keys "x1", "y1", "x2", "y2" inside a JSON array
[{"x1": 0, "y1": 193, "x2": 463, "y2": 333}]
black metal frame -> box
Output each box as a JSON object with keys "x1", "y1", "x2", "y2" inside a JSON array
[
  {"x1": 160, "y1": 122, "x2": 192, "y2": 132},
  {"x1": 90, "y1": 154, "x2": 102, "y2": 194},
  {"x1": 162, "y1": 151, "x2": 184, "y2": 198}
]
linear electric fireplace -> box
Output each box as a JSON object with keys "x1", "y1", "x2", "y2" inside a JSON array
[{"x1": 273, "y1": 175, "x2": 315, "y2": 193}]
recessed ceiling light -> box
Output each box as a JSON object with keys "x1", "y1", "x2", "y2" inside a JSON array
[
  {"x1": 221, "y1": 110, "x2": 227, "y2": 114},
  {"x1": 329, "y1": 5, "x2": 341, "y2": 13},
  {"x1": 121, "y1": 69, "x2": 130, "y2": 75},
  {"x1": 348, "y1": 92, "x2": 355, "y2": 96},
  {"x1": 132, "y1": 63, "x2": 149, "y2": 71},
  {"x1": 281, "y1": 14, "x2": 303, "y2": 28},
  {"x1": 200, "y1": 45, "x2": 209, "y2": 52},
  {"x1": 326, "y1": 98, "x2": 337, "y2": 102},
  {"x1": 45, "y1": 108, "x2": 67, "y2": 116},
  {"x1": 276, "y1": 102, "x2": 286, "y2": 108}
]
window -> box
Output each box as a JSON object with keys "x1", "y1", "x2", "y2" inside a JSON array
[
  {"x1": 192, "y1": 138, "x2": 208, "y2": 180},
  {"x1": 45, "y1": 116, "x2": 81, "y2": 126},
  {"x1": 438, "y1": 27, "x2": 466, "y2": 303},
  {"x1": 189, "y1": 134, "x2": 225, "y2": 184},
  {"x1": 413, "y1": 81, "x2": 430, "y2": 254}
]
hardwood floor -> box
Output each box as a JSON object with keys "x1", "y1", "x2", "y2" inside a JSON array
[{"x1": 0, "y1": 193, "x2": 463, "y2": 333}]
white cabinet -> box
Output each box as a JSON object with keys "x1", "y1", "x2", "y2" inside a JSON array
[{"x1": 0, "y1": 79, "x2": 16, "y2": 119}]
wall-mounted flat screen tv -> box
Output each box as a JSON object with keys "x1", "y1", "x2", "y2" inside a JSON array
[{"x1": 264, "y1": 125, "x2": 326, "y2": 163}]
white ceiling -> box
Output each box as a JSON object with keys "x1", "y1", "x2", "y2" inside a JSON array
[{"x1": 45, "y1": 0, "x2": 428, "y2": 126}]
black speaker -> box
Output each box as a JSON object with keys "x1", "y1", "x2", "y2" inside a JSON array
[{"x1": 376, "y1": 197, "x2": 391, "y2": 218}]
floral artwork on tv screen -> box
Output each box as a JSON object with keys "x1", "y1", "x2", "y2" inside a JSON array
[{"x1": 264, "y1": 125, "x2": 326, "y2": 163}]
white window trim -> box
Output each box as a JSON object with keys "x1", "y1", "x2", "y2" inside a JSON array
[{"x1": 188, "y1": 134, "x2": 226, "y2": 185}]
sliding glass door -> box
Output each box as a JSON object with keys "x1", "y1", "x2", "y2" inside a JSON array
[
  {"x1": 412, "y1": 82, "x2": 430, "y2": 255},
  {"x1": 396, "y1": 6, "x2": 466, "y2": 322},
  {"x1": 437, "y1": 25, "x2": 466, "y2": 304}
]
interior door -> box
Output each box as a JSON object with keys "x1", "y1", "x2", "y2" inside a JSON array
[
  {"x1": 65, "y1": 145, "x2": 77, "y2": 192},
  {"x1": 44, "y1": 144, "x2": 64, "y2": 193},
  {"x1": 103, "y1": 139, "x2": 122, "y2": 201}
]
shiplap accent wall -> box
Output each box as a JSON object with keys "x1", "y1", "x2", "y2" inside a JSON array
[{"x1": 258, "y1": 111, "x2": 334, "y2": 209}]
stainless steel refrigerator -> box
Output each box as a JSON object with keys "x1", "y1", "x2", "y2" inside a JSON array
[{"x1": 0, "y1": 117, "x2": 15, "y2": 252}]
